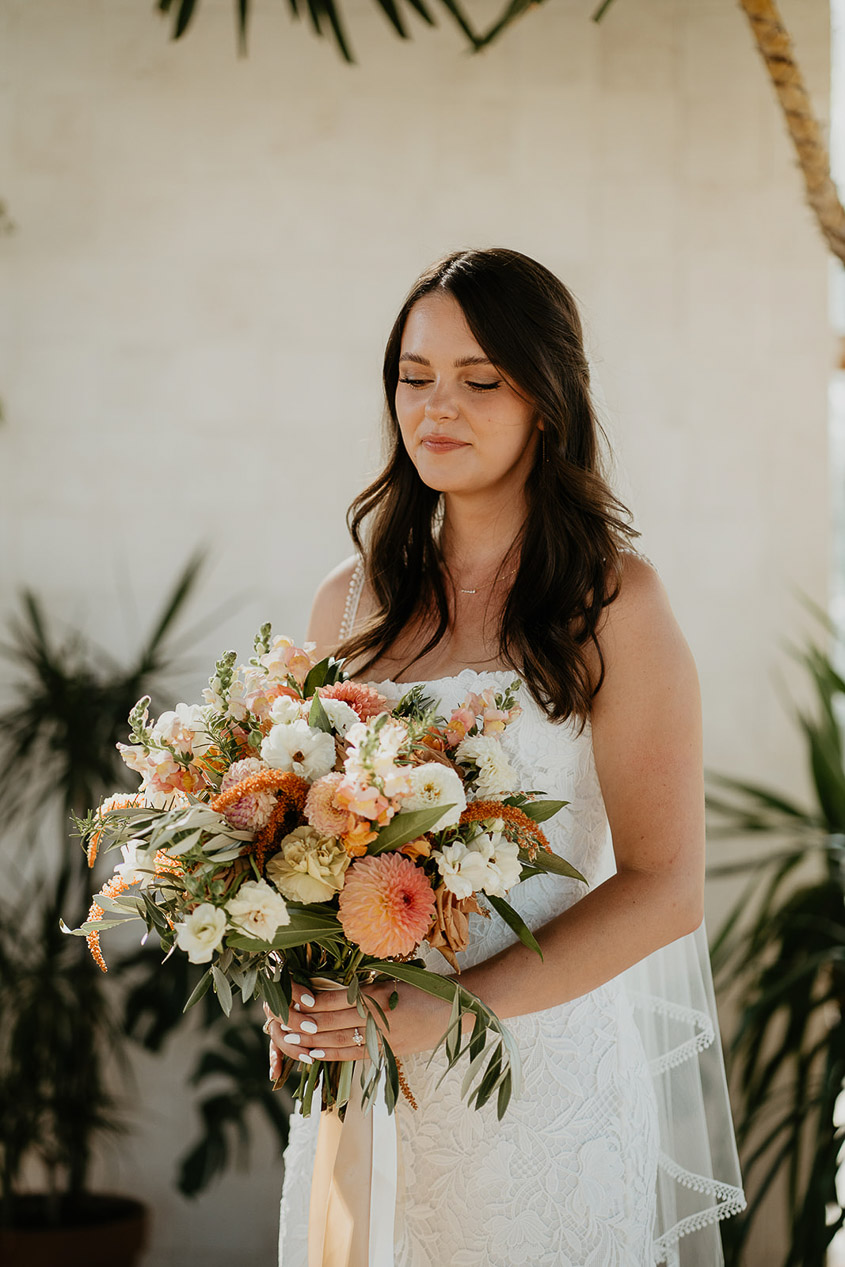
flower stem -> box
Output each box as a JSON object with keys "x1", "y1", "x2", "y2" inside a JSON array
[{"x1": 343, "y1": 948, "x2": 364, "y2": 985}]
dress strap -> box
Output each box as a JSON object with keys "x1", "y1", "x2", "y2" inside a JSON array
[
  {"x1": 338, "y1": 557, "x2": 365, "y2": 643},
  {"x1": 619, "y1": 544, "x2": 658, "y2": 572}
]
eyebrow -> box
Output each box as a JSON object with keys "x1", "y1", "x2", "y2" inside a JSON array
[{"x1": 398, "y1": 353, "x2": 494, "y2": 368}]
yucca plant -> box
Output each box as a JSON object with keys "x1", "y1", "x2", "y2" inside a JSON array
[
  {"x1": 706, "y1": 614, "x2": 845, "y2": 1267},
  {"x1": 0, "y1": 555, "x2": 290, "y2": 1225}
]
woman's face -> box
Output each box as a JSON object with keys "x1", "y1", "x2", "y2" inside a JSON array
[{"x1": 394, "y1": 292, "x2": 541, "y2": 500}]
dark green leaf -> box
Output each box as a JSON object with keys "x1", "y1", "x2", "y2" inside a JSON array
[{"x1": 486, "y1": 894, "x2": 543, "y2": 959}]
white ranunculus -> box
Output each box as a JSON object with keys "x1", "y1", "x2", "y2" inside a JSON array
[
  {"x1": 268, "y1": 695, "x2": 303, "y2": 725},
  {"x1": 433, "y1": 840, "x2": 492, "y2": 900},
  {"x1": 318, "y1": 696, "x2": 360, "y2": 738},
  {"x1": 266, "y1": 826, "x2": 351, "y2": 904},
  {"x1": 174, "y1": 903, "x2": 227, "y2": 963},
  {"x1": 226, "y1": 878, "x2": 290, "y2": 941},
  {"x1": 261, "y1": 718, "x2": 336, "y2": 781},
  {"x1": 455, "y1": 735, "x2": 518, "y2": 799},
  {"x1": 401, "y1": 763, "x2": 466, "y2": 832}
]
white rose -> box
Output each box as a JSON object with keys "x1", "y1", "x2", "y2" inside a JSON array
[
  {"x1": 174, "y1": 903, "x2": 227, "y2": 963},
  {"x1": 455, "y1": 735, "x2": 518, "y2": 799},
  {"x1": 318, "y1": 696, "x2": 360, "y2": 738},
  {"x1": 261, "y1": 718, "x2": 336, "y2": 781},
  {"x1": 226, "y1": 878, "x2": 290, "y2": 941},
  {"x1": 433, "y1": 840, "x2": 491, "y2": 899},
  {"x1": 269, "y1": 695, "x2": 303, "y2": 725},
  {"x1": 266, "y1": 826, "x2": 351, "y2": 904},
  {"x1": 401, "y1": 763, "x2": 466, "y2": 832}
]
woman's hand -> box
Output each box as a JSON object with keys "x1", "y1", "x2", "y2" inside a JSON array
[{"x1": 264, "y1": 978, "x2": 453, "y2": 1078}]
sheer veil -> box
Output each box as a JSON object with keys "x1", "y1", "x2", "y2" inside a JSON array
[{"x1": 619, "y1": 921, "x2": 746, "y2": 1264}]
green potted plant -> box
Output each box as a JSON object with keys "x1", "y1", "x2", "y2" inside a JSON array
[
  {"x1": 0, "y1": 558, "x2": 296, "y2": 1261},
  {"x1": 0, "y1": 558, "x2": 214, "y2": 1261},
  {"x1": 706, "y1": 611, "x2": 845, "y2": 1267}
]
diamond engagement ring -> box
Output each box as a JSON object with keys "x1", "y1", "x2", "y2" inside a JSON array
[
  {"x1": 262, "y1": 1019, "x2": 273, "y2": 1036},
  {"x1": 352, "y1": 1027, "x2": 364, "y2": 1047}
]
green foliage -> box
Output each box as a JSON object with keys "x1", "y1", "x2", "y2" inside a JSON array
[
  {"x1": 0, "y1": 554, "x2": 291, "y2": 1209},
  {"x1": 708, "y1": 623, "x2": 845, "y2": 1267},
  {"x1": 0, "y1": 551, "x2": 205, "y2": 825},
  {"x1": 0, "y1": 865, "x2": 123, "y2": 1223},
  {"x1": 155, "y1": 0, "x2": 621, "y2": 64},
  {"x1": 159, "y1": 0, "x2": 462, "y2": 63}
]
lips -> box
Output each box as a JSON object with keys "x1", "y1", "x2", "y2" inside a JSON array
[{"x1": 421, "y1": 435, "x2": 469, "y2": 452}]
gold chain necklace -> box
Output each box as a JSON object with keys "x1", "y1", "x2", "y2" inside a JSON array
[{"x1": 450, "y1": 566, "x2": 518, "y2": 596}]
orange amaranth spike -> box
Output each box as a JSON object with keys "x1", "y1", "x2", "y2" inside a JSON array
[
  {"x1": 154, "y1": 850, "x2": 184, "y2": 877},
  {"x1": 85, "y1": 873, "x2": 133, "y2": 972},
  {"x1": 213, "y1": 770, "x2": 309, "y2": 873},
  {"x1": 87, "y1": 793, "x2": 146, "y2": 868},
  {"x1": 210, "y1": 768, "x2": 309, "y2": 815},
  {"x1": 395, "y1": 1056, "x2": 418, "y2": 1110},
  {"x1": 459, "y1": 799, "x2": 552, "y2": 860}
]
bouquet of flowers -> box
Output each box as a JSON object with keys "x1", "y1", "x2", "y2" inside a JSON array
[{"x1": 66, "y1": 626, "x2": 584, "y2": 1120}]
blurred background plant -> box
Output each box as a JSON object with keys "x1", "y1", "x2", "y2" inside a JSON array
[
  {"x1": 707, "y1": 607, "x2": 845, "y2": 1267},
  {"x1": 0, "y1": 554, "x2": 292, "y2": 1232}
]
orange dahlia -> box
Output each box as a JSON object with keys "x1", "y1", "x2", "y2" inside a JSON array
[
  {"x1": 318, "y1": 681, "x2": 388, "y2": 722},
  {"x1": 338, "y1": 853, "x2": 436, "y2": 958}
]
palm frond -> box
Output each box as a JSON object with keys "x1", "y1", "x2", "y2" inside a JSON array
[{"x1": 157, "y1": 0, "x2": 479, "y2": 63}]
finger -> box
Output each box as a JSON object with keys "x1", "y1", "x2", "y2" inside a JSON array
[
  {"x1": 277, "y1": 1025, "x2": 368, "y2": 1058},
  {"x1": 291, "y1": 982, "x2": 349, "y2": 1012}
]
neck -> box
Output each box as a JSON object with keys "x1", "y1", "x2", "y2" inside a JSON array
[{"x1": 439, "y1": 485, "x2": 527, "y2": 576}]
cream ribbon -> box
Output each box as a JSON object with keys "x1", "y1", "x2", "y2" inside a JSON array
[
  {"x1": 307, "y1": 1078, "x2": 398, "y2": 1267},
  {"x1": 305, "y1": 979, "x2": 398, "y2": 1267}
]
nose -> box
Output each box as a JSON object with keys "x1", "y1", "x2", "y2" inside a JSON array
[{"x1": 424, "y1": 377, "x2": 459, "y2": 421}]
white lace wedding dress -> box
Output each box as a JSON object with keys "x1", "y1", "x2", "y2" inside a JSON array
[{"x1": 278, "y1": 573, "x2": 745, "y2": 1266}]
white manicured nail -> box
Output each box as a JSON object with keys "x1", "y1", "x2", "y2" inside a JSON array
[
  {"x1": 297, "y1": 1053, "x2": 313, "y2": 1065},
  {"x1": 300, "y1": 1020, "x2": 318, "y2": 1034},
  {"x1": 310, "y1": 1049, "x2": 326, "y2": 1059},
  {"x1": 282, "y1": 1033, "x2": 301, "y2": 1045},
  {"x1": 301, "y1": 993, "x2": 316, "y2": 1007}
]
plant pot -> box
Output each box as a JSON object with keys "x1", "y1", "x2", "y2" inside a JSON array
[{"x1": 0, "y1": 1193, "x2": 148, "y2": 1267}]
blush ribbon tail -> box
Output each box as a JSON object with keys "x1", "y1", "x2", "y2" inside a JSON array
[{"x1": 307, "y1": 1079, "x2": 398, "y2": 1267}]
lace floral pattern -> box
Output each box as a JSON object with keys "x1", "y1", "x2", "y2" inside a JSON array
[{"x1": 279, "y1": 672, "x2": 662, "y2": 1266}]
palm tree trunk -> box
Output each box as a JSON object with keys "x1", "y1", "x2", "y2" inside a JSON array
[{"x1": 740, "y1": 0, "x2": 845, "y2": 263}]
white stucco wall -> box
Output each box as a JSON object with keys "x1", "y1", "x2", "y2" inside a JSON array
[{"x1": 0, "y1": 0, "x2": 834, "y2": 1263}]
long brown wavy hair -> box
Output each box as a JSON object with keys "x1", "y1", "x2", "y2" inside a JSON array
[{"x1": 339, "y1": 247, "x2": 640, "y2": 728}]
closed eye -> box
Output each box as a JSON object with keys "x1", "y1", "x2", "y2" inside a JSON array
[{"x1": 398, "y1": 377, "x2": 502, "y2": 392}]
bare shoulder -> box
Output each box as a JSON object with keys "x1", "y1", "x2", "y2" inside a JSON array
[
  {"x1": 306, "y1": 554, "x2": 360, "y2": 657},
  {"x1": 591, "y1": 550, "x2": 700, "y2": 721}
]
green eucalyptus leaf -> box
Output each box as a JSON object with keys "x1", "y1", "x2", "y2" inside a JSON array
[
  {"x1": 211, "y1": 965, "x2": 233, "y2": 1016},
  {"x1": 182, "y1": 968, "x2": 213, "y2": 1012}
]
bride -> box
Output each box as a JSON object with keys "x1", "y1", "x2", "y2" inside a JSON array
[{"x1": 265, "y1": 247, "x2": 745, "y2": 1265}]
